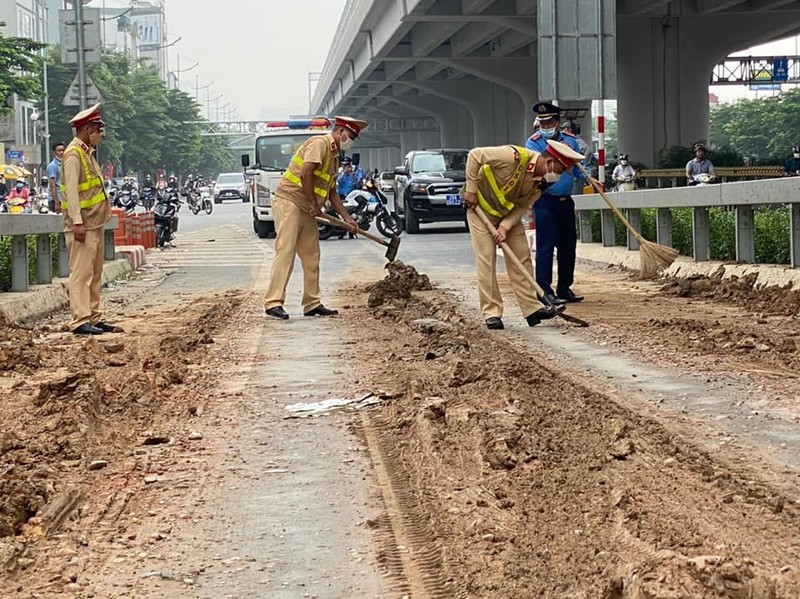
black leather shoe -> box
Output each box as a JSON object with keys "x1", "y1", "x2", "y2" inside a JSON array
[
  {"x1": 94, "y1": 321, "x2": 122, "y2": 333},
  {"x1": 556, "y1": 289, "x2": 584, "y2": 303},
  {"x1": 73, "y1": 323, "x2": 104, "y2": 335},
  {"x1": 485, "y1": 317, "x2": 504, "y2": 330},
  {"x1": 265, "y1": 306, "x2": 290, "y2": 320},
  {"x1": 304, "y1": 304, "x2": 339, "y2": 317},
  {"x1": 538, "y1": 292, "x2": 566, "y2": 306},
  {"x1": 526, "y1": 306, "x2": 560, "y2": 327}
]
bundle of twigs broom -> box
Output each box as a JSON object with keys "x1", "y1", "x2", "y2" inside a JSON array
[{"x1": 576, "y1": 163, "x2": 679, "y2": 278}]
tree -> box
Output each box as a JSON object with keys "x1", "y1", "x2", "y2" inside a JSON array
[
  {"x1": 710, "y1": 87, "x2": 800, "y2": 163},
  {"x1": 0, "y1": 23, "x2": 44, "y2": 115},
  {"x1": 161, "y1": 89, "x2": 202, "y2": 177}
]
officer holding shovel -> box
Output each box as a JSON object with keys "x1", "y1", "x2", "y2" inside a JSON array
[{"x1": 462, "y1": 140, "x2": 586, "y2": 330}]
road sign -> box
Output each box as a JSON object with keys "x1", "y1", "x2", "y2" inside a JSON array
[
  {"x1": 773, "y1": 57, "x2": 789, "y2": 82},
  {"x1": 59, "y1": 8, "x2": 102, "y2": 64},
  {"x1": 749, "y1": 83, "x2": 782, "y2": 91},
  {"x1": 6, "y1": 150, "x2": 22, "y2": 160},
  {"x1": 62, "y1": 73, "x2": 103, "y2": 107}
]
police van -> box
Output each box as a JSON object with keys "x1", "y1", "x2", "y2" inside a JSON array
[{"x1": 243, "y1": 118, "x2": 333, "y2": 238}]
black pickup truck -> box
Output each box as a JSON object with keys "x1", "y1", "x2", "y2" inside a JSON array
[{"x1": 393, "y1": 148, "x2": 469, "y2": 234}]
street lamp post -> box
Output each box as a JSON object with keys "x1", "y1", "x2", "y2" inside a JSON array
[
  {"x1": 209, "y1": 93, "x2": 222, "y2": 122},
  {"x1": 195, "y1": 76, "x2": 213, "y2": 103},
  {"x1": 172, "y1": 54, "x2": 198, "y2": 90}
]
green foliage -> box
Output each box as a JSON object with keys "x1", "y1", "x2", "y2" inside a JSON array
[
  {"x1": 44, "y1": 48, "x2": 219, "y2": 179},
  {"x1": 658, "y1": 145, "x2": 743, "y2": 168},
  {"x1": 709, "y1": 87, "x2": 800, "y2": 164},
  {"x1": 754, "y1": 207, "x2": 790, "y2": 264},
  {"x1": 0, "y1": 22, "x2": 45, "y2": 115}
]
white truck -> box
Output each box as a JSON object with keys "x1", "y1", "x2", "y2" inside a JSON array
[{"x1": 242, "y1": 118, "x2": 333, "y2": 238}]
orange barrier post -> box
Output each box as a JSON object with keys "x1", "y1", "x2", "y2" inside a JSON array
[
  {"x1": 130, "y1": 213, "x2": 143, "y2": 247},
  {"x1": 112, "y1": 208, "x2": 127, "y2": 246}
]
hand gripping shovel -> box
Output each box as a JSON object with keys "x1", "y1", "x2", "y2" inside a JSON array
[
  {"x1": 316, "y1": 212, "x2": 400, "y2": 262},
  {"x1": 472, "y1": 207, "x2": 589, "y2": 328}
]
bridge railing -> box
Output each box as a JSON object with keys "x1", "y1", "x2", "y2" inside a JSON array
[
  {"x1": 575, "y1": 177, "x2": 800, "y2": 267},
  {"x1": 637, "y1": 166, "x2": 785, "y2": 188},
  {"x1": 0, "y1": 214, "x2": 119, "y2": 292}
]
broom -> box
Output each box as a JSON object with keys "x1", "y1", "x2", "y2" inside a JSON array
[{"x1": 576, "y1": 163, "x2": 679, "y2": 278}]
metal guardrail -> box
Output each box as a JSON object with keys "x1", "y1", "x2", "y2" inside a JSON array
[
  {"x1": 575, "y1": 177, "x2": 800, "y2": 267},
  {"x1": 637, "y1": 166, "x2": 785, "y2": 187},
  {"x1": 0, "y1": 214, "x2": 119, "y2": 292}
]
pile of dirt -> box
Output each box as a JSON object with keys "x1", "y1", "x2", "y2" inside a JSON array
[
  {"x1": 0, "y1": 292, "x2": 242, "y2": 568},
  {"x1": 345, "y1": 286, "x2": 800, "y2": 598},
  {"x1": 661, "y1": 273, "x2": 800, "y2": 316},
  {"x1": 366, "y1": 260, "x2": 432, "y2": 307}
]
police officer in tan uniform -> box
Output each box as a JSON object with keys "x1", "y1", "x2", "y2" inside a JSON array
[
  {"x1": 61, "y1": 103, "x2": 120, "y2": 335},
  {"x1": 462, "y1": 139, "x2": 585, "y2": 330},
  {"x1": 264, "y1": 116, "x2": 366, "y2": 319}
]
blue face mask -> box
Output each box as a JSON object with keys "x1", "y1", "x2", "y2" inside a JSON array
[{"x1": 539, "y1": 127, "x2": 557, "y2": 139}]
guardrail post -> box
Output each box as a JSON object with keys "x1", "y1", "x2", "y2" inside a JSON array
[
  {"x1": 601, "y1": 209, "x2": 615, "y2": 246},
  {"x1": 626, "y1": 208, "x2": 641, "y2": 251},
  {"x1": 791, "y1": 203, "x2": 800, "y2": 268},
  {"x1": 104, "y1": 229, "x2": 115, "y2": 261},
  {"x1": 578, "y1": 210, "x2": 593, "y2": 243},
  {"x1": 11, "y1": 235, "x2": 28, "y2": 292},
  {"x1": 656, "y1": 208, "x2": 673, "y2": 247},
  {"x1": 36, "y1": 233, "x2": 52, "y2": 284},
  {"x1": 692, "y1": 207, "x2": 710, "y2": 261},
  {"x1": 735, "y1": 205, "x2": 755, "y2": 263},
  {"x1": 58, "y1": 233, "x2": 69, "y2": 278}
]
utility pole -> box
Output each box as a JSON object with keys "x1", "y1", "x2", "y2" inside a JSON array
[{"x1": 74, "y1": 0, "x2": 88, "y2": 110}]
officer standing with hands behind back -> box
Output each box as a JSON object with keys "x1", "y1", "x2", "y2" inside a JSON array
[
  {"x1": 61, "y1": 103, "x2": 121, "y2": 335},
  {"x1": 525, "y1": 102, "x2": 586, "y2": 306}
]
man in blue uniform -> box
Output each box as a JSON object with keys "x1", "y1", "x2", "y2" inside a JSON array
[{"x1": 525, "y1": 101, "x2": 585, "y2": 305}]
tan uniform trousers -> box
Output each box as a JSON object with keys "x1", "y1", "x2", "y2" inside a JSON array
[
  {"x1": 466, "y1": 208, "x2": 540, "y2": 320},
  {"x1": 66, "y1": 226, "x2": 106, "y2": 330},
  {"x1": 264, "y1": 196, "x2": 322, "y2": 313}
]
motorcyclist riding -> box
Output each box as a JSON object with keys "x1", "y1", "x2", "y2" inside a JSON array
[
  {"x1": 612, "y1": 154, "x2": 637, "y2": 183},
  {"x1": 784, "y1": 145, "x2": 800, "y2": 176}
]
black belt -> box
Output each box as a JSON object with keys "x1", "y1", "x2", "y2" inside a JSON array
[{"x1": 543, "y1": 193, "x2": 572, "y2": 202}]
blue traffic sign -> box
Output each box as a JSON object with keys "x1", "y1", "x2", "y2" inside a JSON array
[
  {"x1": 773, "y1": 57, "x2": 789, "y2": 82},
  {"x1": 6, "y1": 150, "x2": 22, "y2": 160}
]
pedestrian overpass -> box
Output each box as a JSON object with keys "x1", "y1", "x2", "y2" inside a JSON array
[{"x1": 311, "y1": 0, "x2": 800, "y2": 171}]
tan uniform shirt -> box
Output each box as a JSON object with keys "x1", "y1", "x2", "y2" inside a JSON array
[
  {"x1": 274, "y1": 133, "x2": 339, "y2": 209},
  {"x1": 465, "y1": 145, "x2": 544, "y2": 230},
  {"x1": 61, "y1": 137, "x2": 109, "y2": 232}
]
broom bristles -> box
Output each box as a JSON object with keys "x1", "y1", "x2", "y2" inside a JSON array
[{"x1": 639, "y1": 240, "x2": 679, "y2": 279}]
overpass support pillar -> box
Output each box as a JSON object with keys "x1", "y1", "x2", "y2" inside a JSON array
[
  {"x1": 693, "y1": 207, "x2": 710, "y2": 262},
  {"x1": 617, "y1": 18, "x2": 713, "y2": 167}
]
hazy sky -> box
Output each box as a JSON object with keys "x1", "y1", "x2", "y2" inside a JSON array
[{"x1": 101, "y1": 0, "x2": 346, "y2": 120}]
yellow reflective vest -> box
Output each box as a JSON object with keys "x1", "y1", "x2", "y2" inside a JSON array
[{"x1": 476, "y1": 146, "x2": 533, "y2": 218}]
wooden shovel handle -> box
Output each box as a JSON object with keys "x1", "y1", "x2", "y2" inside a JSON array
[{"x1": 316, "y1": 212, "x2": 388, "y2": 246}]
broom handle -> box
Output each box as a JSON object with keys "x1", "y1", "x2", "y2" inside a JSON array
[
  {"x1": 471, "y1": 207, "x2": 547, "y2": 299},
  {"x1": 575, "y1": 163, "x2": 646, "y2": 245}
]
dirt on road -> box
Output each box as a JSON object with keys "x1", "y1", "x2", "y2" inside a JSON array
[
  {"x1": 339, "y1": 263, "x2": 800, "y2": 598},
  {"x1": 1, "y1": 260, "x2": 800, "y2": 598}
]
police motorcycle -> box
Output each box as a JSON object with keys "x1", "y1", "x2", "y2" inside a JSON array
[
  {"x1": 318, "y1": 175, "x2": 401, "y2": 240},
  {"x1": 154, "y1": 178, "x2": 183, "y2": 248}
]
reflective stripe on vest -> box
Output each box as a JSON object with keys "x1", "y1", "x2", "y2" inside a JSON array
[
  {"x1": 60, "y1": 146, "x2": 105, "y2": 210},
  {"x1": 476, "y1": 147, "x2": 531, "y2": 218},
  {"x1": 283, "y1": 146, "x2": 333, "y2": 201}
]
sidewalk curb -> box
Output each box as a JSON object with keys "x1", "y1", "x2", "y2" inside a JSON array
[
  {"x1": 576, "y1": 242, "x2": 800, "y2": 290},
  {"x1": 0, "y1": 258, "x2": 133, "y2": 326}
]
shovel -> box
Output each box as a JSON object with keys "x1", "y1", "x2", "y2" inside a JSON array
[
  {"x1": 316, "y1": 212, "x2": 400, "y2": 262},
  {"x1": 471, "y1": 207, "x2": 589, "y2": 328}
]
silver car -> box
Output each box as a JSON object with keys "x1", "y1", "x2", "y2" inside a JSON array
[{"x1": 213, "y1": 172, "x2": 250, "y2": 203}]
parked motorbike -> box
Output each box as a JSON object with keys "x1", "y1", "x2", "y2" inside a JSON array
[
  {"x1": 154, "y1": 188, "x2": 182, "y2": 248},
  {"x1": 318, "y1": 177, "x2": 401, "y2": 240}
]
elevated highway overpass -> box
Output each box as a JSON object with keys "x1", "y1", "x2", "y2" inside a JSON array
[{"x1": 312, "y1": 0, "x2": 800, "y2": 170}]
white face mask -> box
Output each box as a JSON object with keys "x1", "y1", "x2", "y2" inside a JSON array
[
  {"x1": 794, "y1": 152, "x2": 800, "y2": 159},
  {"x1": 543, "y1": 169, "x2": 561, "y2": 184},
  {"x1": 340, "y1": 136, "x2": 354, "y2": 151},
  {"x1": 620, "y1": 160, "x2": 628, "y2": 166}
]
